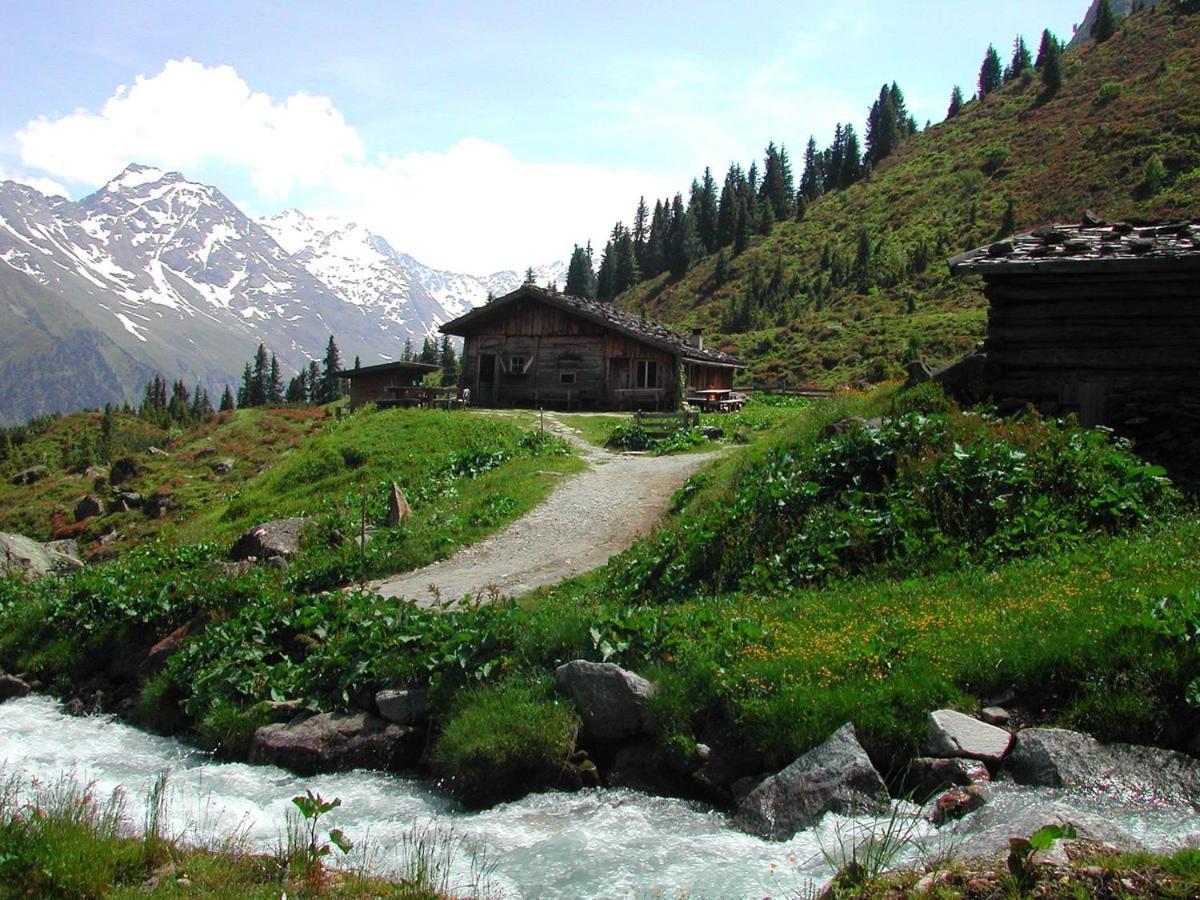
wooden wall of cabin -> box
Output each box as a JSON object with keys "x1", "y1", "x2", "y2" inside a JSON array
[
  {"x1": 981, "y1": 272, "x2": 1200, "y2": 436},
  {"x1": 686, "y1": 363, "x2": 735, "y2": 392},
  {"x1": 346, "y1": 370, "x2": 425, "y2": 409},
  {"x1": 455, "y1": 297, "x2": 680, "y2": 408}
]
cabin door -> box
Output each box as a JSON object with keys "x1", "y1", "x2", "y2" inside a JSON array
[{"x1": 478, "y1": 353, "x2": 499, "y2": 406}]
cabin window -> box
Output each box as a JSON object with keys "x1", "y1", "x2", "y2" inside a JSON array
[
  {"x1": 560, "y1": 371, "x2": 577, "y2": 385},
  {"x1": 509, "y1": 355, "x2": 527, "y2": 374},
  {"x1": 635, "y1": 359, "x2": 658, "y2": 388}
]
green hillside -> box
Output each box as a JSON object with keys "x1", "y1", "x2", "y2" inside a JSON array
[{"x1": 617, "y1": 3, "x2": 1200, "y2": 386}]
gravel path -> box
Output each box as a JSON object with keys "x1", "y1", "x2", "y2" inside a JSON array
[{"x1": 371, "y1": 414, "x2": 720, "y2": 606}]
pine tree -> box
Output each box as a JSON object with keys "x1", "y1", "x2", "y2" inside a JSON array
[
  {"x1": 168, "y1": 379, "x2": 191, "y2": 423},
  {"x1": 1041, "y1": 37, "x2": 1063, "y2": 97},
  {"x1": 760, "y1": 143, "x2": 795, "y2": 221},
  {"x1": 523, "y1": 266, "x2": 536, "y2": 284},
  {"x1": 694, "y1": 168, "x2": 719, "y2": 253},
  {"x1": 1035, "y1": 29, "x2": 1058, "y2": 69},
  {"x1": 565, "y1": 244, "x2": 597, "y2": 298},
  {"x1": 319, "y1": 335, "x2": 343, "y2": 404},
  {"x1": 306, "y1": 361, "x2": 321, "y2": 403},
  {"x1": 644, "y1": 199, "x2": 669, "y2": 278},
  {"x1": 192, "y1": 385, "x2": 214, "y2": 419},
  {"x1": 716, "y1": 164, "x2": 741, "y2": 247},
  {"x1": 439, "y1": 335, "x2": 459, "y2": 386},
  {"x1": 947, "y1": 86, "x2": 965, "y2": 120},
  {"x1": 614, "y1": 224, "x2": 638, "y2": 294},
  {"x1": 222, "y1": 383, "x2": 237, "y2": 412},
  {"x1": 999, "y1": 197, "x2": 1017, "y2": 237},
  {"x1": 758, "y1": 197, "x2": 775, "y2": 236},
  {"x1": 354, "y1": 355, "x2": 361, "y2": 370},
  {"x1": 866, "y1": 85, "x2": 899, "y2": 168},
  {"x1": 795, "y1": 193, "x2": 807, "y2": 222},
  {"x1": 285, "y1": 371, "x2": 308, "y2": 404},
  {"x1": 799, "y1": 137, "x2": 823, "y2": 201},
  {"x1": 402, "y1": 337, "x2": 414, "y2": 361},
  {"x1": 632, "y1": 197, "x2": 650, "y2": 270},
  {"x1": 666, "y1": 194, "x2": 700, "y2": 276},
  {"x1": 1093, "y1": 0, "x2": 1118, "y2": 42},
  {"x1": 839, "y1": 125, "x2": 863, "y2": 189},
  {"x1": 978, "y1": 45, "x2": 1003, "y2": 99},
  {"x1": 1005, "y1": 35, "x2": 1032, "y2": 82},
  {"x1": 250, "y1": 344, "x2": 269, "y2": 407}
]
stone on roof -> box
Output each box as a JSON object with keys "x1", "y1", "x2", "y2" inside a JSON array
[
  {"x1": 948, "y1": 214, "x2": 1200, "y2": 276},
  {"x1": 440, "y1": 284, "x2": 745, "y2": 368}
]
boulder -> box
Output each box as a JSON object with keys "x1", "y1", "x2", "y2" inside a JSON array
[
  {"x1": 1005, "y1": 727, "x2": 1200, "y2": 804},
  {"x1": 248, "y1": 712, "x2": 421, "y2": 776},
  {"x1": 137, "y1": 613, "x2": 207, "y2": 684},
  {"x1": 43, "y1": 539, "x2": 83, "y2": 569},
  {"x1": 924, "y1": 709, "x2": 1013, "y2": 765},
  {"x1": 375, "y1": 688, "x2": 430, "y2": 725},
  {"x1": 553, "y1": 660, "x2": 657, "y2": 742},
  {"x1": 387, "y1": 483, "x2": 412, "y2": 527},
  {"x1": 1, "y1": 532, "x2": 79, "y2": 580},
  {"x1": 74, "y1": 494, "x2": 105, "y2": 521},
  {"x1": 145, "y1": 494, "x2": 181, "y2": 519},
  {"x1": 147, "y1": 446, "x2": 169, "y2": 457},
  {"x1": 110, "y1": 490, "x2": 144, "y2": 512},
  {"x1": 9, "y1": 465, "x2": 47, "y2": 486},
  {"x1": 210, "y1": 458, "x2": 236, "y2": 475},
  {"x1": 0, "y1": 675, "x2": 31, "y2": 702},
  {"x1": 733, "y1": 723, "x2": 891, "y2": 841},
  {"x1": 929, "y1": 784, "x2": 989, "y2": 826},
  {"x1": 229, "y1": 517, "x2": 314, "y2": 562},
  {"x1": 109, "y1": 457, "x2": 141, "y2": 486},
  {"x1": 979, "y1": 706, "x2": 1010, "y2": 727},
  {"x1": 903, "y1": 757, "x2": 991, "y2": 803}
]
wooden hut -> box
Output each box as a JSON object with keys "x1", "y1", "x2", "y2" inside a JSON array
[
  {"x1": 439, "y1": 284, "x2": 745, "y2": 410},
  {"x1": 948, "y1": 217, "x2": 1200, "y2": 471},
  {"x1": 337, "y1": 360, "x2": 440, "y2": 410}
]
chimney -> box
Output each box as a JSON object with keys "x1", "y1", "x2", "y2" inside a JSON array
[{"x1": 688, "y1": 329, "x2": 704, "y2": 351}]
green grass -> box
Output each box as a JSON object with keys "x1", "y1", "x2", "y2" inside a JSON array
[{"x1": 614, "y1": 5, "x2": 1200, "y2": 388}]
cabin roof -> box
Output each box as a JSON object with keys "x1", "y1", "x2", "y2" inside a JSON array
[
  {"x1": 439, "y1": 284, "x2": 746, "y2": 369},
  {"x1": 948, "y1": 216, "x2": 1200, "y2": 277},
  {"x1": 335, "y1": 360, "x2": 440, "y2": 379}
]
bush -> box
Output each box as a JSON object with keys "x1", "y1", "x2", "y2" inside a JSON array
[
  {"x1": 606, "y1": 423, "x2": 653, "y2": 451},
  {"x1": 431, "y1": 677, "x2": 578, "y2": 808},
  {"x1": 1097, "y1": 82, "x2": 1123, "y2": 104}
]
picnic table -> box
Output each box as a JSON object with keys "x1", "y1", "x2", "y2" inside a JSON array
[
  {"x1": 687, "y1": 389, "x2": 747, "y2": 413},
  {"x1": 379, "y1": 385, "x2": 464, "y2": 409}
]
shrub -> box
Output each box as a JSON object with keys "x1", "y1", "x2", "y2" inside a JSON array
[
  {"x1": 1144, "y1": 153, "x2": 1168, "y2": 194},
  {"x1": 431, "y1": 677, "x2": 578, "y2": 808},
  {"x1": 1097, "y1": 81, "x2": 1123, "y2": 104},
  {"x1": 981, "y1": 143, "x2": 1010, "y2": 174}
]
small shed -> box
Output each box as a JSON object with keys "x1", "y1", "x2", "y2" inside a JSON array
[
  {"x1": 337, "y1": 360, "x2": 441, "y2": 410},
  {"x1": 439, "y1": 284, "x2": 744, "y2": 410},
  {"x1": 948, "y1": 217, "x2": 1200, "y2": 470}
]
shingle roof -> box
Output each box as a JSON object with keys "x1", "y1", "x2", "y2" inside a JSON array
[
  {"x1": 439, "y1": 284, "x2": 745, "y2": 368},
  {"x1": 948, "y1": 215, "x2": 1200, "y2": 276},
  {"x1": 335, "y1": 360, "x2": 440, "y2": 379}
]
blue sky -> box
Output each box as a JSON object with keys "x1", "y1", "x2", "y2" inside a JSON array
[{"x1": 1, "y1": 1, "x2": 1083, "y2": 272}]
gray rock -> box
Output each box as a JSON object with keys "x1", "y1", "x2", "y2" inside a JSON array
[
  {"x1": 110, "y1": 490, "x2": 144, "y2": 512},
  {"x1": 0, "y1": 675, "x2": 31, "y2": 702},
  {"x1": 924, "y1": 709, "x2": 1013, "y2": 764},
  {"x1": 1005, "y1": 728, "x2": 1200, "y2": 804},
  {"x1": 147, "y1": 446, "x2": 169, "y2": 457},
  {"x1": 248, "y1": 711, "x2": 421, "y2": 776},
  {"x1": 109, "y1": 457, "x2": 141, "y2": 485},
  {"x1": 733, "y1": 723, "x2": 890, "y2": 841},
  {"x1": 929, "y1": 783, "x2": 990, "y2": 826},
  {"x1": 74, "y1": 494, "x2": 105, "y2": 521},
  {"x1": 265, "y1": 555, "x2": 290, "y2": 571},
  {"x1": 145, "y1": 494, "x2": 180, "y2": 519},
  {"x1": 553, "y1": 660, "x2": 657, "y2": 742},
  {"x1": 904, "y1": 757, "x2": 991, "y2": 803},
  {"x1": 210, "y1": 458, "x2": 236, "y2": 475},
  {"x1": 945, "y1": 792, "x2": 1143, "y2": 861},
  {"x1": 43, "y1": 539, "x2": 82, "y2": 567},
  {"x1": 0, "y1": 533, "x2": 73, "y2": 580},
  {"x1": 9, "y1": 465, "x2": 47, "y2": 486},
  {"x1": 229, "y1": 517, "x2": 314, "y2": 561},
  {"x1": 980, "y1": 706, "x2": 1010, "y2": 727},
  {"x1": 387, "y1": 483, "x2": 412, "y2": 527},
  {"x1": 375, "y1": 688, "x2": 430, "y2": 725}
]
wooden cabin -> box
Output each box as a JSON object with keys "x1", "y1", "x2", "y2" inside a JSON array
[
  {"x1": 336, "y1": 359, "x2": 440, "y2": 410},
  {"x1": 948, "y1": 217, "x2": 1200, "y2": 474},
  {"x1": 439, "y1": 284, "x2": 745, "y2": 410}
]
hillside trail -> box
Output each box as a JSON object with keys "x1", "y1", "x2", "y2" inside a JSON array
[{"x1": 369, "y1": 412, "x2": 721, "y2": 607}]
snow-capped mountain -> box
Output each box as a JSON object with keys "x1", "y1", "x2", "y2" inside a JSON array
[
  {"x1": 397, "y1": 253, "x2": 568, "y2": 319},
  {"x1": 0, "y1": 164, "x2": 565, "y2": 423}
]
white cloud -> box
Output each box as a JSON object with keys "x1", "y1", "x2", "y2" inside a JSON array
[
  {"x1": 0, "y1": 165, "x2": 68, "y2": 198},
  {"x1": 14, "y1": 58, "x2": 672, "y2": 273},
  {"x1": 17, "y1": 58, "x2": 364, "y2": 199}
]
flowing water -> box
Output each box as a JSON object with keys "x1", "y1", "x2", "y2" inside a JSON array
[{"x1": 2, "y1": 696, "x2": 1199, "y2": 898}]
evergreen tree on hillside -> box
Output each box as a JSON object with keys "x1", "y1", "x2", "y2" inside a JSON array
[
  {"x1": 838, "y1": 125, "x2": 863, "y2": 189},
  {"x1": 319, "y1": 336, "x2": 344, "y2": 404},
  {"x1": 799, "y1": 137, "x2": 824, "y2": 201},
  {"x1": 306, "y1": 361, "x2": 321, "y2": 403},
  {"x1": 267, "y1": 355, "x2": 283, "y2": 405},
  {"x1": 1041, "y1": 37, "x2": 1064, "y2": 97},
  {"x1": 237, "y1": 364, "x2": 253, "y2": 407},
  {"x1": 439, "y1": 335, "x2": 459, "y2": 386},
  {"x1": 632, "y1": 198, "x2": 650, "y2": 269},
  {"x1": 978, "y1": 45, "x2": 1003, "y2": 99},
  {"x1": 760, "y1": 143, "x2": 795, "y2": 221},
  {"x1": 250, "y1": 344, "x2": 269, "y2": 407},
  {"x1": 866, "y1": 86, "x2": 899, "y2": 167},
  {"x1": 1093, "y1": 0, "x2": 1118, "y2": 42},
  {"x1": 947, "y1": 85, "x2": 965, "y2": 119},
  {"x1": 644, "y1": 199, "x2": 669, "y2": 277},
  {"x1": 716, "y1": 165, "x2": 740, "y2": 247},
  {"x1": 1005, "y1": 35, "x2": 1032, "y2": 82},
  {"x1": 565, "y1": 243, "x2": 597, "y2": 299},
  {"x1": 219, "y1": 385, "x2": 235, "y2": 412},
  {"x1": 523, "y1": 266, "x2": 536, "y2": 284},
  {"x1": 167, "y1": 380, "x2": 191, "y2": 423},
  {"x1": 285, "y1": 370, "x2": 308, "y2": 403},
  {"x1": 401, "y1": 337, "x2": 414, "y2": 361},
  {"x1": 191, "y1": 385, "x2": 214, "y2": 419},
  {"x1": 418, "y1": 337, "x2": 437, "y2": 366},
  {"x1": 694, "y1": 168, "x2": 720, "y2": 253},
  {"x1": 1035, "y1": 29, "x2": 1059, "y2": 69},
  {"x1": 667, "y1": 194, "x2": 700, "y2": 276}
]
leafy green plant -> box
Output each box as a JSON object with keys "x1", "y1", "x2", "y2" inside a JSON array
[
  {"x1": 288, "y1": 790, "x2": 353, "y2": 886},
  {"x1": 1007, "y1": 824, "x2": 1077, "y2": 892}
]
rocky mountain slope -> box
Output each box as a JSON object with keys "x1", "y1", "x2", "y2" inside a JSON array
[{"x1": 0, "y1": 165, "x2": 563, "y2": 423}]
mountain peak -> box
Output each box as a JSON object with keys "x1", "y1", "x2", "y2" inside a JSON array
[{"x1": 104, "y1": 163, "x2": 173, "y2": 192}]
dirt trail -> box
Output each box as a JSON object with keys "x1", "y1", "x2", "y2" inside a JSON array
[{"x1": 370, "y1": 414, "x2": 719, "y2": 606}]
